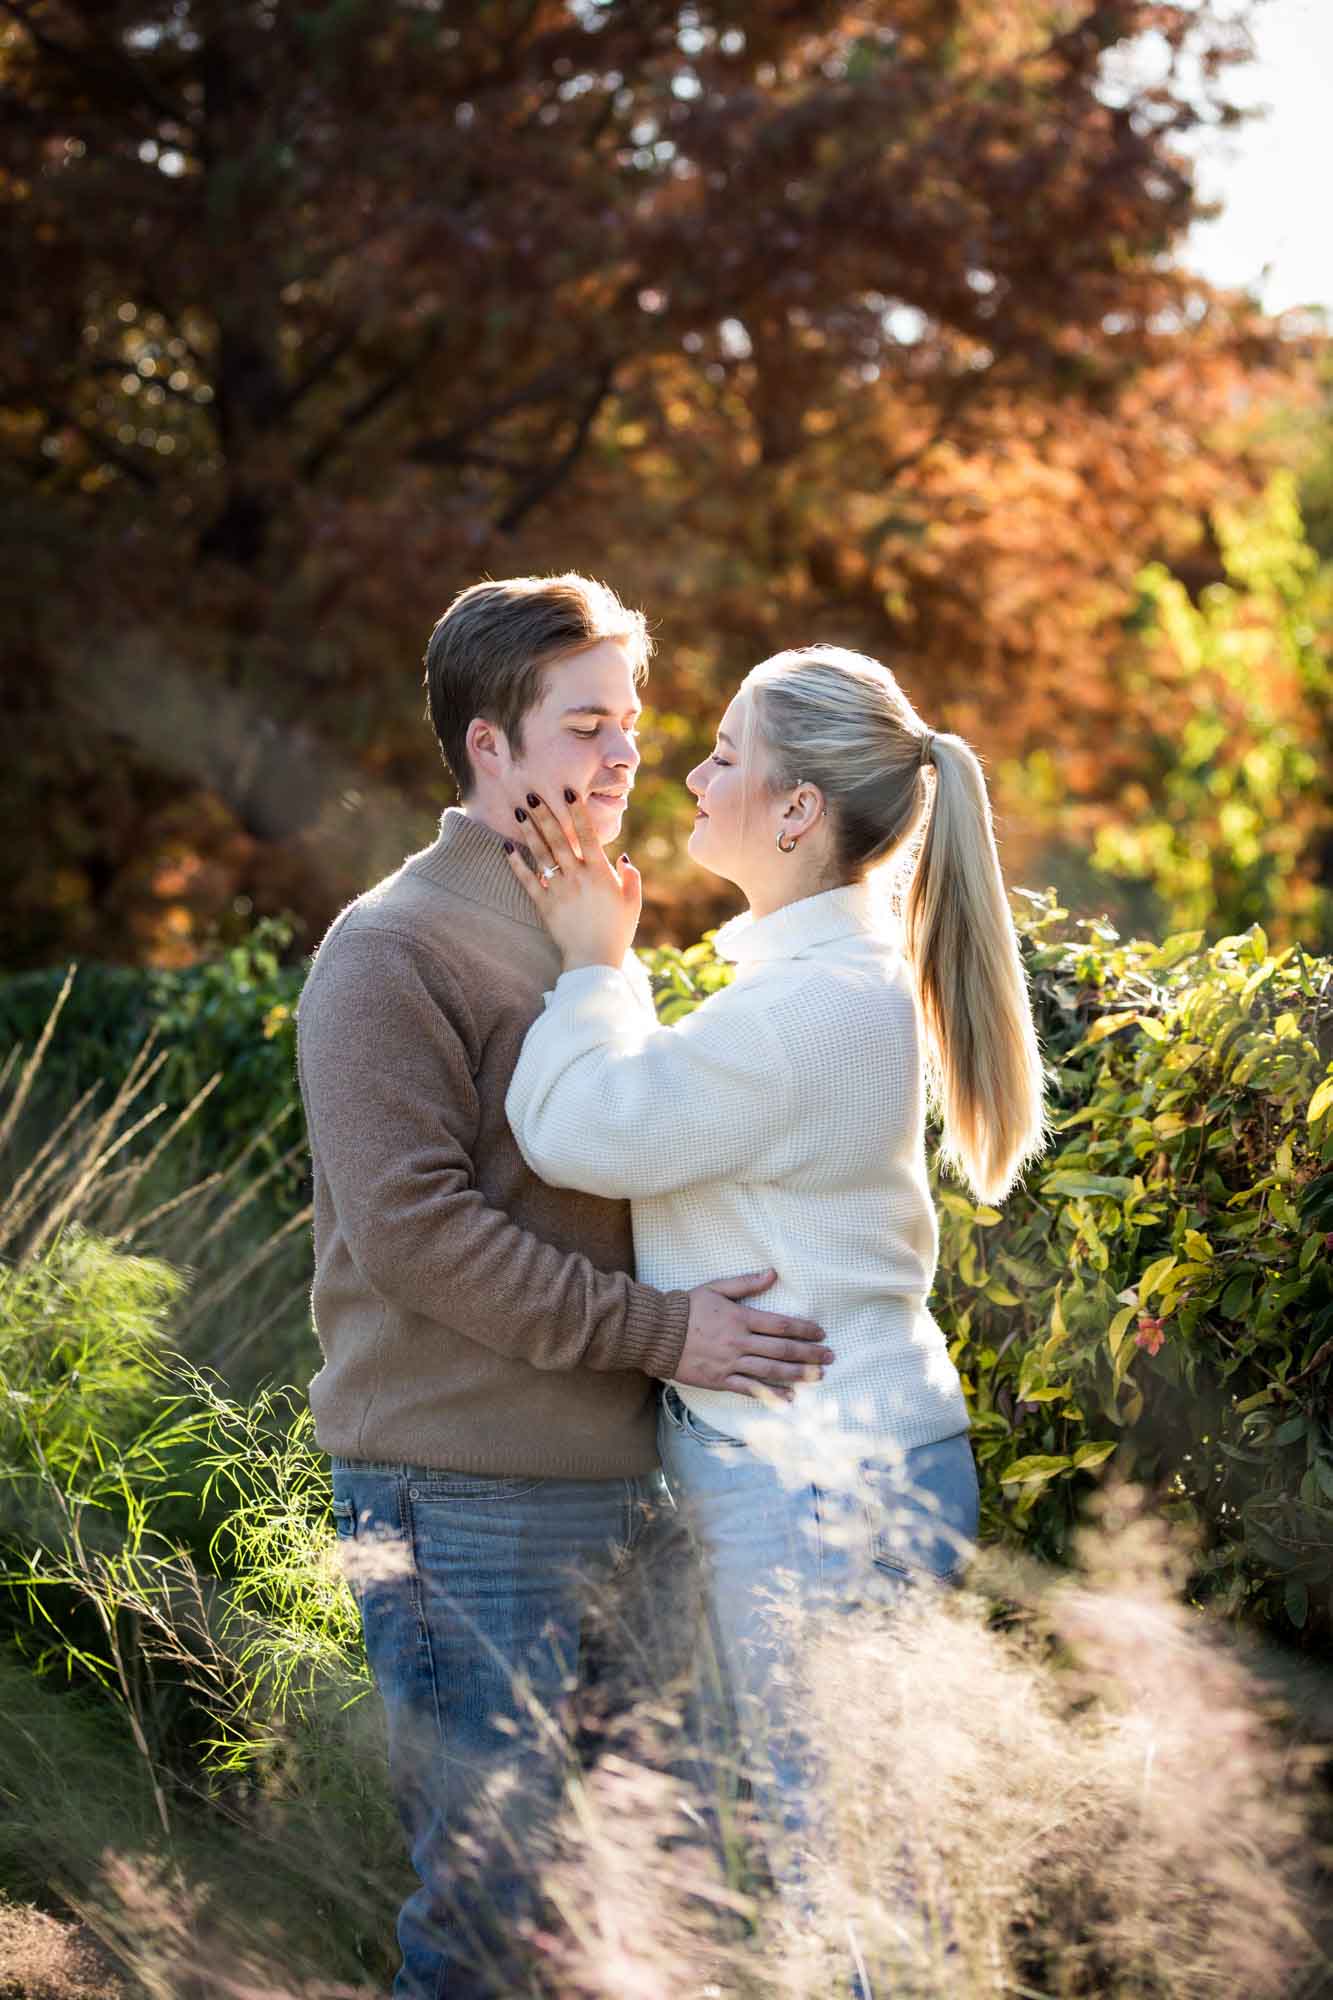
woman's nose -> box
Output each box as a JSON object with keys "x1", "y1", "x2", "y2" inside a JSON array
[{"x1": 685, "y1": 764, "x2": 704, "y2": 799}]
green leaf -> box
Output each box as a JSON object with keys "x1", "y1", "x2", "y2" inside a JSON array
[
  {"x1": 1307, "y1": 1074, "x2": 1333, "y2": 1126},
  {"x1": 1016, "y1": 1348, "x2": 1044, "y2": 1400},
  {"x1": 1146, "y1": 931, "x2": 1205, "y2": 971},
  {"x1": 1137, "y1": 1014, "x2": 1170, "y2": 1043},
  {"x1": 1084, "y1": 1012, "x2": 1138, "y2": 1044},
  {"x1": 1107, "y1": 1304, "x2": 1136, "y2": 1360},
  {"x1": 1042, "y1": 1288, "x2": 1069, "y2": 1361},
  {"x1": 1269, "y1": 1188, "x2": 1301, "y2": 1230},
  {"x1": 1157, "y1": 1260, "x2": 1212, "y2": 1301},
  {"x1": 1285, "y1": 1578, "x2": 1309, "y2": 1629},
  {"x1": 937, "y1": 1189, "x2": 978, "y2": 1219},
  {"x1": 1138, "y1": 1254, "x2": 1178, "y2": 1305},
  {"x1": 1071, "y1": 1439, "x2": 1118, "y2": 1471},
  {"x1": 1220, "y1": 1274, "x2": 1254, "y2": 1318},
  {"x1": 1041, "y1": 1171, "x2": 1134, "y2": 1200},
  {"x1": 1183, "y1": 1229, "x2": 1213, "y2": 1263},
  {"x1": 1000, "y1": 1453, "x2": 1073, "y2": 1489}
]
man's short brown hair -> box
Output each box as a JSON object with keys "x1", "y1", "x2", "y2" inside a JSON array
[{"x1": 424, "y1": 573, "x2": 652, "y2": 797}]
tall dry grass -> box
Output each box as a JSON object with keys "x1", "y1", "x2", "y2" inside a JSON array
[
  {"x1": 2, "y1": 974, "x2": 1332, "y2": 1998},
  {"x1": 528, "y1": 1486, "x2": 1330, "y2": 2000}
]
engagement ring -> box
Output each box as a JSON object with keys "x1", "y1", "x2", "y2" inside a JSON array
[{"x1": 539, "y1": 863, "x2": 562, "y2": 883}]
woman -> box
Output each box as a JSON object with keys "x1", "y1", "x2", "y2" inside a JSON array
[{"x1": 501, "y1": 643, "x2": 1048, "y2": 1884}]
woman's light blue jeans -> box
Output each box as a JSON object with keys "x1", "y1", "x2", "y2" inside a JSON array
[{"x1": 658, "y1": 1385, "x2": 980, "y2": 1897}]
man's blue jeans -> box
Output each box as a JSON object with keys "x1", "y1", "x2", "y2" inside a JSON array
[{"x1": 330, "y1": 1458, "x2": 671, "y2": 2000}]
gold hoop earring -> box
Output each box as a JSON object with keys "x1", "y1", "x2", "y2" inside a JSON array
[{"x1": 776, "y1": 830, "x2": 799, "y2": 853}]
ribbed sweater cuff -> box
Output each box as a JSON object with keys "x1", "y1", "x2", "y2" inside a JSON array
[{"x1": 619, "y1": 1284, "x2": 691, "y2": 1379}]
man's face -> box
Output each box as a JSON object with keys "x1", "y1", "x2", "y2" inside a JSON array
[{"x1": 497, "y1": 638, "x2": 643, "y2": 847}]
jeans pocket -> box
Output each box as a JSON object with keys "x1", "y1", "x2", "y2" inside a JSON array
[
  {"x1": 682, "y1": 1406, "x2": 746, "y2": 1450},
  {"x1": 660, "y1": 1384, "x2": 686, "y2": 1433},
  {"x1": 330, "y1": 1495, "x2": 355, "y2": 1539},
  {"x1": 861, "y1": 1434, "x2": 979, "y2": 1585},
  {"x1": 404, "y1": 1473, "x2": 549, "y2": 1502}
]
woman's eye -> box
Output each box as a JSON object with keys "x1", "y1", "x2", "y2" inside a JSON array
[{"x1": 710, "y1": 754, "x2": 730, "y2": 766}]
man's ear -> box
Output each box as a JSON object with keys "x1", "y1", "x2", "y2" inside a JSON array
[{"x1": 465, "y1": 715, "x2": 508, "y2": 782}]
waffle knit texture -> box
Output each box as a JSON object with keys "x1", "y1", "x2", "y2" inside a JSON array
[
  {"x1": 295, "y1": 808, "x2": 691, "y2": 1478},
  {"x1": 506, "y1": 879, "x2": 970, "y2": 1453}
]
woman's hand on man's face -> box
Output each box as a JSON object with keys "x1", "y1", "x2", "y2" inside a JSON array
[{"x1": 504, "y1": 788, "x2": 642, "y2": 971}]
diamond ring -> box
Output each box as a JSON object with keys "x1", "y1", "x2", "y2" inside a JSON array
[{"x1": 539, "y1": 862, "x2": 562, "y2": 884}]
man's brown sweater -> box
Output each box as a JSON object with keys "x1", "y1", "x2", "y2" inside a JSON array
[{"x1": 295, "y1": 808, "x2": 692, "y2": 1477}]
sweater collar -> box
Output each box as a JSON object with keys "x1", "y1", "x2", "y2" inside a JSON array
[
  {"x1": 713, "y1": 878, "x2": 896, "y2": 966},
  {"x1": 407, "y1": 807, "x2": 547, "y2": 931}
]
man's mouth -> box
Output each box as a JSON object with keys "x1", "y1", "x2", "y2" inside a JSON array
[{"x1": 589, "y1": 789, "x2": 628, "y2": 806}]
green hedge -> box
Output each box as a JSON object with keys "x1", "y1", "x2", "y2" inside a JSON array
[{"x1": 4, "y1": 895, "x2": 1333, "y2": 1645}]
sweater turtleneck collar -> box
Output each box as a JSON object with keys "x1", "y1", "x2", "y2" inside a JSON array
[
  {"x1": 408, "y1": 807, "x2": 546, "y2": 931},
  {"x1": 712, "y1": 877, "x2": 897, "y2": 966}
]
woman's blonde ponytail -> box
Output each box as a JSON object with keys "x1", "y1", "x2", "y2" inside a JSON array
[
  {"x1": 905, "y1": 733, "x2": 1048, "y2": 1204},
  {"x1": 746, "y1": 644, "x2": 1049, "y2": 1206}
]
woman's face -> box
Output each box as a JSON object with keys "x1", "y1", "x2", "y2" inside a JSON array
[{"x1": 685, "y1": 689, "x2": 777, "y2": 886}]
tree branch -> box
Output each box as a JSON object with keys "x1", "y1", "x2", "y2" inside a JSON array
[
  {"x1": 409, "y1": 359, "x2": 596, "y2": 467},
  {"x1": 300, "y1": 325, "x2": 444, "y2": 479},
  {"x1": 280, "y1": 330, "x2": 361, "y2": 418},
  {"x1": 494, "y1": 364, "x2": 615, "y2": 534}
]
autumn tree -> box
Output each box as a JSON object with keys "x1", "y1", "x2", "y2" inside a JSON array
[{"x1": 0, "y1": 0, "x2": 1310, "y2": 963}]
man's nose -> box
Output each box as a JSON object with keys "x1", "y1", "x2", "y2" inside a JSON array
[{"x1": 606, "y1": 728, "x2": 640, "y2": 771}]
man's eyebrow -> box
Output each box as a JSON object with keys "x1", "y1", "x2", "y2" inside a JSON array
[{"x1": 560, "y1": 703, "x2": 643, "y2": 720}]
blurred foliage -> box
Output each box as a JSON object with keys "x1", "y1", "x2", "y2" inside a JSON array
[
  {"x1": 2, "y1": 0, "x2": 1322, "y2": 964},
  {"x1": 1007, "y1": 475, "x2": 1333, "y2": 951}
]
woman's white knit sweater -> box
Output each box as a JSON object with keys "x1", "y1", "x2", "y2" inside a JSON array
[{"x1": 505, "y1": 879, "x2": 970, "y2": 1452}]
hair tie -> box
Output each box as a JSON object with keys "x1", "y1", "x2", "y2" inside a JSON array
[{"x1": 920, "y1": 731, "x2": 936, "y2": 769}]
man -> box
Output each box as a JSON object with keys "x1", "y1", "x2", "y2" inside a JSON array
[{"x1": 295, "y1": 573, "x2": 832, "y2": 1999}]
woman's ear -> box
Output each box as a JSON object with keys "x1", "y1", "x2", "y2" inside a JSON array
[{"x1": 787, "y1": 785, "x2": 825, "y2": 829}]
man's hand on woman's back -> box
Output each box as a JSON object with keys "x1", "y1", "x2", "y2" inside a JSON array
[{"x1": 677, "y1": 1269, "x2": 833, "y2": 1401}]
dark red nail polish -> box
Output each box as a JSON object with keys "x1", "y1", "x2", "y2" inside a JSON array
[
  {"x1": 619, "y1": 853, "x2": 629, "y2": 864},
  {"x1": 515, "y1": 807, "x2": 526, "y2": 823},
  {"x1": 526, "y1": 792, "x2": 540, "y2": 808},
  {"x1": 503, "y1": 840, "x2": 514, "y2": 854},
  {"x1": 564, "y1": 787, "x2": 577, "y2": 804}
]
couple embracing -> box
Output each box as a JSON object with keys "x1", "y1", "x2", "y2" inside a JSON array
[{"x1": 295, "y1": 572, "x2": 1048, "y2": 1997}]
